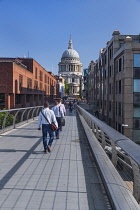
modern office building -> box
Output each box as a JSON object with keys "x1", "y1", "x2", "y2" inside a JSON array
[
  {"x1": 0, "y1": 58, "x2": 57, "y2": 109},
  {"x1": 58, "y1": 36, "x2": 82, "y2": 97},
  {"x1": 88, "y1": 30, "x2": 140, "y2": 143}
]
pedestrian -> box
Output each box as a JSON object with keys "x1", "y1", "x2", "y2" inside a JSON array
[
  {"x1": 51, "y1": 101, "x2": 64, "y2": 139},
  {"x1": 38, "y1": 101, "x2": 58, "y2": 153},
  {"x1": 68, "y1": 101, "x2": 73, "y2": 113},
  {"x1": 58, "y1": 99, "x2": 66, "y2": 131}
]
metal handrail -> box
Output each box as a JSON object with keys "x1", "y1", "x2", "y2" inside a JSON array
[
  {"x1": 0, "y1": 106, "x2": 43, "y2": 132},
  {"x1": 77, "y1": 105, "x2": 140, "y2": 203}
]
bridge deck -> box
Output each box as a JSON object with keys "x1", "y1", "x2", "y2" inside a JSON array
[{"x1": 0, "y1": 110, "x2": 111, "y2": 210}]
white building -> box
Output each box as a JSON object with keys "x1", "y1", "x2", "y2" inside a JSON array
[{"x1": 58, "y1": 36, "x2": 82, "y2": 97}]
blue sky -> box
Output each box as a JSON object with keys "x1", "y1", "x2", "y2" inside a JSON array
[{"x1": 0, "y1": 0, "x2": 140, "y2": 74}]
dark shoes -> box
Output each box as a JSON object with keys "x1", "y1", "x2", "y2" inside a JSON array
[
  {"x1": 47, "y1": 145, "x2": 51, "y2": 153},
  {"x1": 44, "y1": 149, "x2": 48, "y2": 153},
  {"x1": 56, "y1": 136, "x2": 59, "y2": 139}
]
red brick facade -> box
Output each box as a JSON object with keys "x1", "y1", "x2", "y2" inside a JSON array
[{"x1": 0, "y1": 58, "x2": 57, "y2": 109}]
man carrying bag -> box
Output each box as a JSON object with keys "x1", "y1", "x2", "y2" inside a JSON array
[
  {"x1": 38, "y1": 101, "x2": 58, "y2": 153},
  {"x1": 52, "y1": 101, "x2": 64, "y2": 139}
]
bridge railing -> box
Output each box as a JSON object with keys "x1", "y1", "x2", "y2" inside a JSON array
[
  {"x1": 0, "y1": 106, "x2": 43, "y2": 134},
  {"x1": 77, "y1": 105, "x2": 140, "y2": 204}
]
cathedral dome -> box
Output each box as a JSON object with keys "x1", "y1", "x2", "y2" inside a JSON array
[
  {"x1": 62, "y1": 49, "x2": 79, "y2": 59},
  {"x1": 61, "y1": 36, "x2": 79, "y2": 59}
]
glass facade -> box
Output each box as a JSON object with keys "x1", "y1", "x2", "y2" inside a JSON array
[
  {"x1": 134, "y1": 54, "x2": 140, "y2": 67},
  {"x1": 134, "y1": 107, "x2": 140, "y2": 117},
  {"x1": 133, "y1": 54, "x2": 140, "y2": 142},
  {"x1": 134, "y1": 79, "x2": 140, "y2": 92}
]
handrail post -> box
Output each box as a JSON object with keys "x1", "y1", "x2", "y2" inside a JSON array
[
  {"x1": 110, "y1": 141, "x2": 118, "y2": 166},
  {"x1": 130, "y1": 158, "x2": 140, "y2": 202},
  {"x1": 27, "y1": 108, "x2": 33, "y2": 123},
  {"x1": 13, "y1": 109, "x2": 21, "y2": 129}
]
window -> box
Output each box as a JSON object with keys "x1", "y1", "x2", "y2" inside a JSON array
[
  {"x1": 72, "y1": 78, "x2": 74, "y2": 82},
  {"x1": 118, "y1": 102, "x2": 121, "y2": 116},
  {"x1": 15, "y1": 94, "x2": 21, "y2": 104},
  {"x1": 40, "y1": 71, "x2": 43, "y2": 81},
  {"x1": 109, "y1": 84, "x2": 111, "y2": 94},
  {"x1": 105, "y1": 54, "x2": 107, "y2": 64},
  {"x1": 122, "y1": 56, "x2": 124, "y2": 70},
  {"x1": 109, "y1": 101, "x2": 111, "y2": 111},
  {"x1": 119, "y1": 58, "x2": 122, "y2": 72},
  {"x1": 134, "y1": 106, "x2": 140, "y2": 117},
  {"x1": 34, "y1": 81, "x2": 38, "y2": 90},
  {"x1": 134, "y1": 118, "x2": 140, "y2": 129},
  {"x1": 110, "y1": 48, "x2": 112, "y2": 59},
  {"x1": 134, "y1": 68, "x2": 140, "y2": 79},
  {"x1": 119, "y1": 80, "x2": 121, "y2": 93},
  {"x1": 118, "y1": 124, "x2": 121, "y2": 132},
  {"x1": 134, "y1": 93, "x2": 140, "y2": 105},
  {"x1": 120, "y1": 43, "x2": 124, "y2": 47},
  {"x1": 116, "y1": 81, "x2": 118, "y2": 94},
  {"x1": 134, "y1": 54, "x2": 140, "y2": 67},
  {"x1": 35, "y1": 68, "x2": 37, "y2": 79},
  {"x1": 19, "y1": 75, "x2": 23, "y2": 91},
  {"x1": 104, "y1": 70, "x2": 106, "y2": 79},
  {"x1": 110, "y1": 66, "x2": 111, "y2": 77},
  {"x1": 27, "y1": 78, "x2": 32, "y2": 89},
  {"x1": 0, "y1": 93, "x2": 5, "y2": 108},
  {"x1": 134, "y1": 79, "x2": 140, "y2": 92}
]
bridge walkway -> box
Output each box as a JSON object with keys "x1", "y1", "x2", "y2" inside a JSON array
[{"x1": 0, "y1": 110, "x2": 111, "y2": 210}]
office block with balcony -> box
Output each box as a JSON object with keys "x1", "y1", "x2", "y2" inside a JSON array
[{"x1": 88, "y1": 31, "x2": 140, "y2": 143}]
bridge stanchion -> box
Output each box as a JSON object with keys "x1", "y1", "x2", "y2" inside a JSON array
[
  {"x1": 27, "y1": 108, "x2": 33, "y2": 123},
  {"x1": 130, "y1": 158, "x2": 140, "y2": 203},
  {"x1": 31, "y1": 107, "x2": 37, "y2": 120},
  {"x1": 100, "y1": 130, "x2": 106, "y2": 149},
  {"x1": 20, "y1": 109, "x2": 28, "y2": 122},
  {"x1": 13, "y1": 109, "x2": 21, "y2": 129},
  {"x1": 110, "y1": 141, "x2": 118, "y2": 167}
]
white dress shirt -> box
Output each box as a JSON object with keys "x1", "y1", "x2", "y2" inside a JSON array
[
  {"x1": 38, "y1": 108, "x2": 58, "y2": 128},
  {"x1": 51, "y1": 105, "x2": 64, "y2": 117},
  {"x1": 58, "y1": 103, "x2": 66, "y2": 115}
]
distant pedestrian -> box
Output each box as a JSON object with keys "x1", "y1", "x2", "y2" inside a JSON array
[
  {"x1": 68, "y1": 101, "x2": 73, "y2": 113},
  {"x1": 38, "y1": 101, "x2": 58, "y2": 153},
  {"x1": 52, "y1": 101, "x2": 64, "y2": 139},
  {"x1": 58, "y1": 99, "x2": 66, "y2": 131}
]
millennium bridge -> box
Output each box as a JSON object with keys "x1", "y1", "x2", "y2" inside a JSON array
[{"x1": 0, "y1": 104, "x2": 140, "y2": 210}]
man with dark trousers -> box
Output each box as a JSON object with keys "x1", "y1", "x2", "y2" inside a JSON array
[{"x1": 38, "y1": 101, "x2": 58, "y2": 153}]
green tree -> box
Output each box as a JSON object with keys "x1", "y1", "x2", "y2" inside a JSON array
[
  {"x1": 0, "y1": 109, "x2": 15, "y2": 129},
  {"x1": 64, "y1": 80, "x2": 69, "y2": 95}
]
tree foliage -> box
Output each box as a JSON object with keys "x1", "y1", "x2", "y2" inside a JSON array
[
  {"x1": 0, "y1": 109, "x2": 14, "y2": 129},
  {"x1": 64, "y1": 80, "x2": 69, "y2": 95}
]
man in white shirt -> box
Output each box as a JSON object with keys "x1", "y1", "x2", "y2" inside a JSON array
[
  {"x1": 38, "y1": 101, "x2": 58, "y2": 153},
  {"x1": 52, "y1": 101, "x2": 64, "y2": 139},
  {"x1": 58, "y1": 99, "x2": 66, "y2": 131}
]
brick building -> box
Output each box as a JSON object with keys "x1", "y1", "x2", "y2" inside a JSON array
[{"x1": 0, "y1": 58, "x2": 57, "y2": 109}]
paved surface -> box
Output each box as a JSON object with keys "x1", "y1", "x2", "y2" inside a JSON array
[{"x1": 0, "y1": 109, "x2": 111, "y2": 210}]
